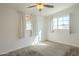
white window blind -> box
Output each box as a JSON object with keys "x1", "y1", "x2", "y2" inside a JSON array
[
  {"x1": 25, "y1": 16, "x2": 32, "y2": 30},
  {"x1": 53, "y1": 15, "x2": 70, "y2": 30}
]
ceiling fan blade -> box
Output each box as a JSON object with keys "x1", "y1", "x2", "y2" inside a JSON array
[
  {"x1": 44, "y1": 5, "x2": 54, "y2": 8},
  {"x1": 27, "y1": 5, "x2": 36, "y2": 8}
]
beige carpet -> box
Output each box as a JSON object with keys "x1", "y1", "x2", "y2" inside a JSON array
[
  {"x1": 1, "y1": 47, "x2": 43, "y2": 56},
  {"x1": 1, "y1": 41, "x2": 79, "y2": 56}
]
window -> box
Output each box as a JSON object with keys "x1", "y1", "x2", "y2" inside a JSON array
[
  {"x1": 25, "y1": 16, "x2": 32, "y2": 30},
  {"x1": 53, "y1": 18, "x2": 58, "y2": 29},
  {"x1": 53, "y1": 15, "x2": 70, "y2": 30},
  {"x1": 26, "y1": 20, "x2": 32, "y2": 30}
]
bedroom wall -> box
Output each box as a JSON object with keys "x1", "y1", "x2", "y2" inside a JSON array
[
  {"x1": 0, "y1": 6, "x2": 35, "y2": 55},
  {"x1": 47, "y1": 4, "x2": 79, "y2": 47},
  {"x1": 36, "y1": 15, "x2": 45, "y2": 41},
  {"x1": 37, "y1": 14, "x2": 51, "y2": 42},
  {"x1": 0, "y1": 11, "x2": 2, "y2": 42}
]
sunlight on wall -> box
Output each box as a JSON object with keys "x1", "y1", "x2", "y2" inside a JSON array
[{"x1": 32, "y1": 30, "x2": 42, "y2": 45}]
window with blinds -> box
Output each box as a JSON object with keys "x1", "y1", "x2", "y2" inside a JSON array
[{"x1": 53, "y1": 15, "x2": 70, "y2": 30}]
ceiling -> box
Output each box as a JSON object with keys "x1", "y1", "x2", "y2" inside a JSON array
[{"x1": 0, "y1": 3, "x2": 77, "y2": 16}]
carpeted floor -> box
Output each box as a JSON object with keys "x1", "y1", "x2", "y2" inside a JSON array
[{"x1": 1, "y1": 41, "x2": 79, "y2": 56}]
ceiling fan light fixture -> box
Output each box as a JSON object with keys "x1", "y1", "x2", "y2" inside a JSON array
[
  {"x1": 27, "y1": 3, "x2": 54, "y2": 12},
  {"x1": 36, "y1": 3, "x2": 44, "y2": 11}
]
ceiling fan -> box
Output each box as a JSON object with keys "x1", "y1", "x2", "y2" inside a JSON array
[{"x1": 27, "y1": 3, "x2": 54, "y2": 11}]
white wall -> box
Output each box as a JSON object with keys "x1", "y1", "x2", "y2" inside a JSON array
[
  {"x1": 71, "y1": 5, "x2": 79, "y2": 33},
  {"x1": 0, "y1": 12, "x2": 1, "y2": 41},
  {"x1": 47, "y1": 4, "x2": 79, "y2": 47},
  {"x1": 0, "y1": 6, "x2": 35, "y2": 55},
  {"x1": 36, "y1": 15, "x2": 46, "y2": 41},
  {"x1": 31, "y1": 15, "x2": 37, "y2": 36}
]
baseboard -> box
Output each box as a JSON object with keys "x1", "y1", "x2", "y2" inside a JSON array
[{"x1": 46, "y1": 40, "x2": 79, "y2": 48}]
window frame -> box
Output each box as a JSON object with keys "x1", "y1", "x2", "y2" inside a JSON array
[
  {"x1": 25, "y1": 16, "x2": 32, "y2": 30},
  {"x1": 52, "y1": 15, "x2": 70, "y2": 30}
]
